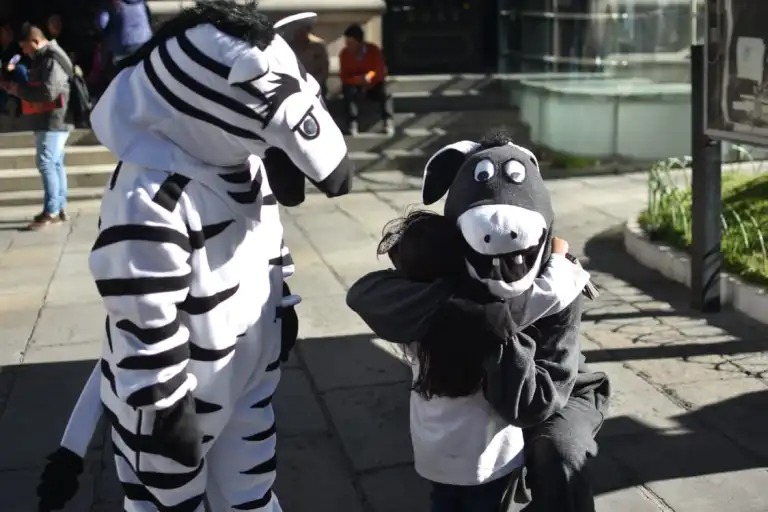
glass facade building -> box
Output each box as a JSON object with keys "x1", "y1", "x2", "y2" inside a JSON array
[{"x1": 497, "y1": 0, "x2": 705, "y2": 78}]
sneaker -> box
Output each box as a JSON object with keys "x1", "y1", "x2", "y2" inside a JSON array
[
  {"x1": 346, "y1": 121, "x2": 359, "y2": 137},
  {"x1": 382, "y1": 119, "x2": 394, "y2": 136},
  {"x1": 59, "y1": 210, "x2": 69, "y2": 222},
  {"x1": 26, "y1": 212, "x2": 62, "y2": 231}
]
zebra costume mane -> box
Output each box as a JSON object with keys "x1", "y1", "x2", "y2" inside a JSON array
[{"x1": 91, "y1": 0, "x2": 352, "y2": 213}]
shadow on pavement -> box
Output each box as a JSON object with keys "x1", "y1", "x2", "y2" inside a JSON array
[
  {"x1": 583, "y1": 224, "x2": 768, "y2": 361},
  {"x1": 3, "y1": 339, "x2": 768, "y2": 511},
  {"x1": 579, "y1": 224, "x2": 768, "y2": 504}
]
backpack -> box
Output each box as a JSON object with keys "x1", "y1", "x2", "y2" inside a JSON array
[{"x1": 50, "y1": 51, "x2": 93, "y2": 129}]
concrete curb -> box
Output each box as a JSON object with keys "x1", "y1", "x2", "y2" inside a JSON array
[{"x1": 623, "y1": 218, "x2": 768, "y2": 325}]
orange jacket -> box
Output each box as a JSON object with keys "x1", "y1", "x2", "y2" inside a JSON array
[{"x1": 339, "y1": 42, "x2": 387, "y2": 86}]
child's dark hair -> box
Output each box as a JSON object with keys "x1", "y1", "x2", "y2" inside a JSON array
[
  {"x1": 411, "y1": 325, "x2": 499, "y2": 399},
  {"x1": 377, "y1": 208, "x2": 464, "y2": 282},
  {"x1": 377, "y1": 208, "x2": 498, "y2": 399}
]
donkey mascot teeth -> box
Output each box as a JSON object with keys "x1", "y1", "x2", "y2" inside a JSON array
[{"x1": 422, "y1": 139, "x2": 553, "y2": 298}]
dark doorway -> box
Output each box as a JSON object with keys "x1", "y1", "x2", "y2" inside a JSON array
[{"x1": 382, "y1": 0, "x2": 498, "y2": 75}]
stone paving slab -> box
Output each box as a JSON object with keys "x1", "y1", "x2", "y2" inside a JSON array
[
  {"x1": 603, "y1": 431, "x2": 768, "y2": 512},
  {"x1": 0, "y1": 360, "x2": 95, "y2": 471},
  {"x1": 0, "y1": 175, "x2": 767, "y2": 511},
  {"x1": 0, "y1": 468, "x2": 96, "y2": 512},
  {"x1": 298, "y1": 335, "x2": 410, "y2": 392},
  {"x1": 323, "y1": 382, "x2": 413, "y2": 472},
  {"x1": 30, "y1": 302, "x2": 106, "y2": 346}
]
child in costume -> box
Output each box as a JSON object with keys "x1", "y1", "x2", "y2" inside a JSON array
[
  {"x1": 36, "y1": 3, "x2": 354, "y2": 511},
  {"x1": 348, "y1": 209, "x2": 590, "y2": 511},
  {"x1": 348, "y1": 133, "x2": 609, "y2": 512}
]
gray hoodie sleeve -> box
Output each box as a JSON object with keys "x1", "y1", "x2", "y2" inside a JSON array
[
  {"x1": 482, "y1": 296, "x2": 583, "y2": 428},
  {"x1": 346, "y1": 269, "x2": 453, "y2": 344},
  {"x1": 16, "y1": 52, "x2": 68, "y2": 103}
]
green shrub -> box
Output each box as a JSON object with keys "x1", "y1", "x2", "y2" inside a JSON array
[{"x1": 639, "y1": 152, "x2": 768, "y2": 287}]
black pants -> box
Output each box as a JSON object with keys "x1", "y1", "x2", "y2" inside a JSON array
[
  {"x1": 518, "y1": 393, "x2": 605, "y2": 512},
  {"x1": 342, "y1": 82, "x2": 394, "y2": 123},
  {"x1": 429, "y1": 474, "x2": 511, "y2": 512}
]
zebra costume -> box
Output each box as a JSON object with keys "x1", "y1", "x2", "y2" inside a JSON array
[{"x1": 37, "y1": 3, "x2": 353, "y2": 511}]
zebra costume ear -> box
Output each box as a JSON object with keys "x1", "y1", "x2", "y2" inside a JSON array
[
  {"x1": 273, "y1": 12, "x2": 318, "y2": 32},
  {"x1": 228, "y1": 47, "x2": 270, "y2": 84}
]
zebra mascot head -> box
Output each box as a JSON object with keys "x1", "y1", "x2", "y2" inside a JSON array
[{"x1": 90, "y1": 0, "x2": 353, "y2": 206}]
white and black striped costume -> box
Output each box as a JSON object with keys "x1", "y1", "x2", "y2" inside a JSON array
[
  {"x1": 95, "y1": 160, "x2": 296, "y2": 512},
  {"x1": 37, "y1": 3, "x2": 353, "y2": 511}
]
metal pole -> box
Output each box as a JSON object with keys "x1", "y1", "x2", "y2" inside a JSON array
[
  {"x1": 691, "y1": 0, "x2": 698, "y2": 46},
  {"x1": 690, "y1": 43, "x2": 722, "y2": 312}
]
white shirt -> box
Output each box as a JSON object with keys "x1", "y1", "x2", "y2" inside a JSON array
[{"x1": 408, "y1": 253, "x2": 590, "y2": 485}]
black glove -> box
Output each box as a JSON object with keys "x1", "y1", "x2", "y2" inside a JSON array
[
  {"x1": 152, "y1": 393, "x2": 202, "y2": 468},
  {"x1": 280, "y1": 281, "x2": 299, "y2": 362},
  {"x1": 37, "y1": 446, "x2": 84, "y2": 511}
]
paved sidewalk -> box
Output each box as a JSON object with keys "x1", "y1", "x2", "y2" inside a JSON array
[{"x1": 0, "y1": 171, "x2": 767, "y2": 512}]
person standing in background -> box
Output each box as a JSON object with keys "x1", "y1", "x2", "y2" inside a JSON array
[
  {"x1": 45, "y1": 13, "x2": 80, "y2": 64},
  {"x1": 45, "y1": 14, "x2": 63, "y2": 43},
  {"x1": 288, "y1": 20, "x2": 329, "y2": 101},
  {"x1": 97, "y1": 0, "x2": 152, "y2": 64},
  {"x1": 0, "y1": 24, "x2": 71, "y2": 230},
  {"x1": 339, "y1": 23, "x2": 394, "y2": 136},
  {"x1": 0, "y1": 22, "x2": 30, "y2": 116}
]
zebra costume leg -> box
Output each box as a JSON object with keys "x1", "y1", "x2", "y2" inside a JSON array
[
  {"x1": 205, "y1": 362, "x2": 282, "y2": 511},
  {"x1": 111, "y1": 234, "x2": 289, "y2": 512}
]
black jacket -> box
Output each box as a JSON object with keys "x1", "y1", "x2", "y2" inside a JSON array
[{"x1": 346, "y1": 269, "x2": 609, "y2": 428}]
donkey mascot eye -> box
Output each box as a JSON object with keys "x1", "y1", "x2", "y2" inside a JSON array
[
  {"x1": 474, "y1": 160, "x2": 495, "y2": 183},
  {"x1": 503, "y1": 160, "x2": 526, "y2": 183}
]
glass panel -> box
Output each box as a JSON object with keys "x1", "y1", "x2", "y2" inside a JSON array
[
  {"x1": 497, "y1": 1, "x2": 709, "y2": 163},
  {"x1": 502, "y1": 1, "x2": 707, "y2": 78}
]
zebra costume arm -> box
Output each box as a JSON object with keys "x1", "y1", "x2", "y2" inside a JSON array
[{"x1": 90, "y1": 184, "x2": 196, "y2": 411}]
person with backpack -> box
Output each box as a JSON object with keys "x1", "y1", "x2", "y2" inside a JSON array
[{"x1": 0, "y1": 23, "x2": 74, "y2": 230}]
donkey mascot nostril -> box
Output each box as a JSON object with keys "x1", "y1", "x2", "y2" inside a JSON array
[
  {"x1": 347, "y1": 132, "x2": 609, "y2": 511},
  {"x1": 36, "y1": 3, "x2": 353, "y2": 511}
]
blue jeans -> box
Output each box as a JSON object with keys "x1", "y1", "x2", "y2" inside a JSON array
[
  {"x1": 35, "y1": 130, "x2": 69, "y2": 214},
  {"x1": 430, "y1": 476, "x2": 510, "y2": 512}
]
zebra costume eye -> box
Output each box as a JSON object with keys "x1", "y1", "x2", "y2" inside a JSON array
[{"x1": 294, "y1": 106, "x2": 320, "y2": 140}]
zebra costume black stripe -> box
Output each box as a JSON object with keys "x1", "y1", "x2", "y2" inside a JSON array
[{"x1": 55, "y1": 3, "x2": 353, "y2": 511}]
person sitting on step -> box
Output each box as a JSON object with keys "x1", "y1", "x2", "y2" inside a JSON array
[{"x1": 339, "y1": 23, "x2": 394, "y2": 137}]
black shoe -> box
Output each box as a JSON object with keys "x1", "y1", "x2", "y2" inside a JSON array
[{"x1": 59, "y1": 211, "x2": 69, "y2": 222}]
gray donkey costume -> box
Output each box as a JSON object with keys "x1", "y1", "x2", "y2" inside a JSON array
[{"x1": 347, "y1": 134, "x2": 610, "y2": 511}]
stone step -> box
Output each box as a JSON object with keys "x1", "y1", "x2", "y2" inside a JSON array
[
  {"x1": 0, "y1": 187, "x2": 105, "y2": 208},
  {"x1": 0, "y1": 129, "x2": 100, "y2": 150},
  {"x1": 0, "y1": 164, "x2": 113, "y2": 193},
  {"x1": 0, "y1": 109, "x2": 522, "y2": 151},
  {"x1": 0, "y1": 145, "x2": 116, "y2": 170},
  {"x1": 346, "y1": 126, "x2": 525, "y2": 153},
  {"x1": 347, "y1": 122, "x2": 531, "y2": 155}
]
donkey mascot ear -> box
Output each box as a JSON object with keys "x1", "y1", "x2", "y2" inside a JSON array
[{"x1": 422, "y1": 140, "x2": 480, "y2": 205}]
